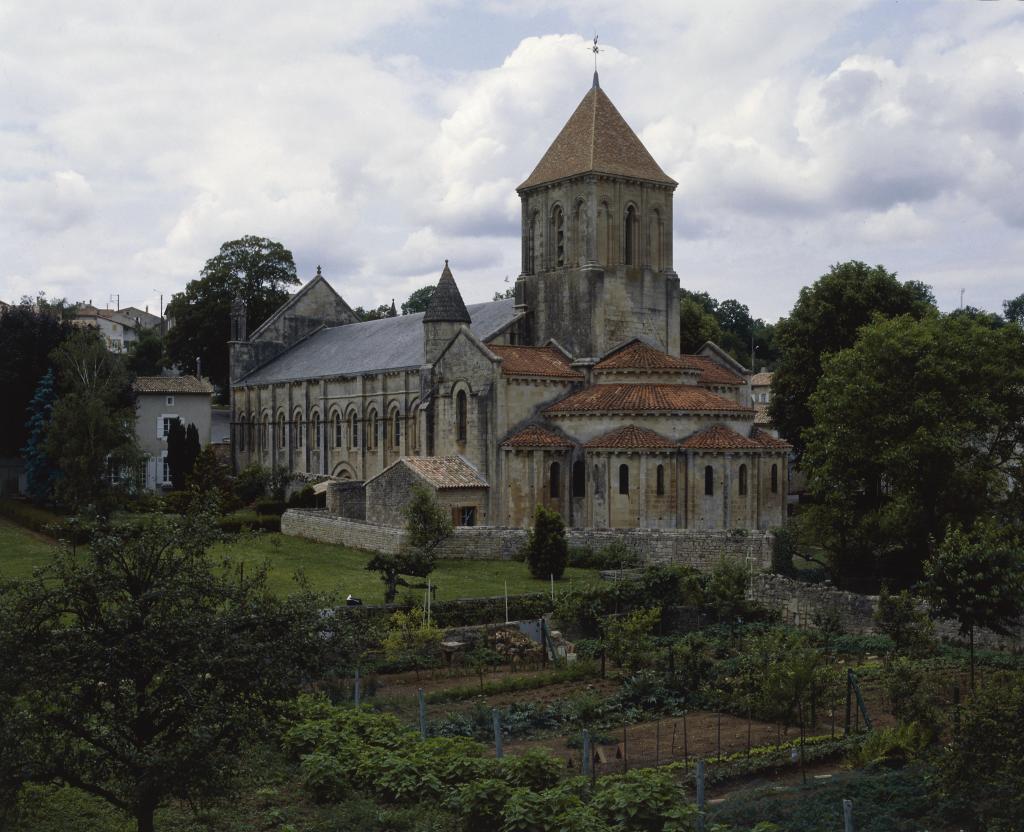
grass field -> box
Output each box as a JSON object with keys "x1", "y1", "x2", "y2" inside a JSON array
[{"x1": 0, "y1": 519, "x2": 599, "y2": 601}]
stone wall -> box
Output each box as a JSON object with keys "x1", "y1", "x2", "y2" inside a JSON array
[
  {"x1": 328, "y1": 481, "x2": 366, "y2": 520},
  {"x1": 282, "y1": 508, "x2": 773, "y2": 568}
]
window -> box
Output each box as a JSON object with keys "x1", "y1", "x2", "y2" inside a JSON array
[
  {"x1": 161, "y1": 452, "x2": 170, "y2": 485},
  {"x1": 550, "y1": 462, "x2": 560, "y2": 499},
  {"x1": 704, "y1": 465, "x2": 714, "y2": 496},
  {"x1": 618, "y1": 463, "x2": 629, "y2": 495},
  {"x1": 166, "y1": 395, "x2": 175, "y2": 406},
  {"x1": 771, "y1": 464, "x2": 779, "y2": 494},
  {"x1": 456, "y1": 390, "x2": 467, "y2": 443},
  {"x1": 238, "y1": 416, "x2": 246, "y2": 451},
  {"x1": 261, "y1": 416, "x2": 269, "y2": 450},
  {"x1": 553, "y1": 205, "x2": 565, "y2": 267},
  {"x1": 656, "y1": 464, "x2": 665, "y2": 496},
  {"x1": 278, "y1": 414, "x2": 286, "y2": 448},
  {"x1": 456, "y1": 506, "x2": 477, "y2": 527},
  {"x1": 738, "y1": 464, "x2": 748, "y2": 496},
  {"x1": 350, "y1": 412, "x2": 359, "y2": 449},
  {"x1": 294, "y1": 412, "x2": 303, "y2": 448},
  {"x1": 393, "y1": 410, "x2": 401, "y2": 448},
  {"x1": 333, "y1": 413, "x2": 342, "y2": 448},
  {"x1": 624, "y1": 205, "x2": 636, "y2": 265},
  {"x1": 572, "y1": 460, "x2": 585, "y2": 497},
  {"x1": 312, "y1": 412, "x2": 320, "y2": 449},
  {"x1": 160, "y1": 415, "x2": 178, "y2": 439}
]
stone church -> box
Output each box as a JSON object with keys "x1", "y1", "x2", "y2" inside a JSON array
[{"x1": 229, "y1": 75, "x2": 790, "y2": 531}]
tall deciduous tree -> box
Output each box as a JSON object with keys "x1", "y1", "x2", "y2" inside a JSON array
[
  {"x1": 401, "y1": 285, "x2": 435, "y2": 315},
  {"x1": 126, "y1": 327, "x2": 165, "y2": 376},
  {"x1": 165, "y1": 236, "x2": 298, "y2": 392},
  {"x1": 769, "y1": 261, "x2": 935, "y2": 457},
  {"x1": 1003, "y1": 292, "x2": 1024, "y2": 326},
  {"x1": 802, "y1": 311, "x2": 1024, "y2": 586},
  {"x1": 0, "y1": 511, "x2": 325, "y2": 832},
  {"x1": 0, "y1": 302, "x2": 72, "y2": 456},
  {"x1": 922, "y1": 521, "x2": 1024, "y2": 690},
  {"x1": 46, "y1": 329, "x2": 139, "y2": 511}
]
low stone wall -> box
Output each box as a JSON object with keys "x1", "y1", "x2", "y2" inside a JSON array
[{"x1": 281, "y1": 509, "x2": 773, "y2": 570}]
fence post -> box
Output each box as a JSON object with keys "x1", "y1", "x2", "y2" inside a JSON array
[
  {"x1": 696, "y1": 758, "x2": 706, "y2": 832},
  {"x1": 843, "y1": 798, "x2": 854, "y2": 832},
  {"x1": 418, "y1": 688, "x2": 427, "y2": 739},
  {"x1": 354, "y1": 668, "x2": 361, "y2": 706},
  {"x1": 492, "y1": 708, "x2": 503, "y2": 759},
  {"x1": 582, "y1": 729, "x2": 592, "y2": 776}
]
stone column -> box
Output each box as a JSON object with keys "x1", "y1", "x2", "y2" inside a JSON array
[
  {"x1": 723, "y1": 454, "x2": 732, "y2": 529},
  {"x1": 638, "y1": 454, "x2": 648, "y2": 528}
]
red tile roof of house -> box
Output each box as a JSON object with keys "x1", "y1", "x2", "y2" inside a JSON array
[
  {"x1": 132, "y1": 375, "x2": 214, "y2": 394},
  {"x1": 489, "y1": 345, "x2": 583, "y2": 379},
  {"x1": 400, "y1": 456, "x2": 488, "y2": 489},
  {"x1": 595, "y1": 340, "x2": 698, "y2": 372},
  {"x1": 690, "y1": 356, "x2": 746, "y2": 386},
  {"x1": 501, "y1": 424, "x2": 574, "y2": 448},
  {"x1": 545, "y1": 383, "x2": 751, "y2": 415},
  {"x1": 583, "y1": 425, "x2": 677, "y2": 449},
  {"x1": 752, "y1": 428, "x2": 792, "y2": 450},
  {"x1": 751, "y1": 371, "x2": 774, "y2": 386},
  {"x1": 680, "y1": 424, "x2": 763, "y2": 450},
  {"x1": 754, "y1": 405, "x2": 773, "y2": 426}
]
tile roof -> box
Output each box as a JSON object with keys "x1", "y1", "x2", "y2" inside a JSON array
[
  {"x1": 518, "y1": 83, "x2": 676, "y2": 190},
  {"x1": 423, "y1": 261, "x2": 470, "y2": 324},
  {"x1": 132, "y1": 376, "x2": 214, "y2": 394},
  {"x1": 545, "y1": 383, "x2": 752, "y2": 415},
  {"x1": 752, "y1": 428, "x2": 792, "y2": 450},
  {"x1": 239, "y1": 299, "x2": 518, "y2": 385},
  {"x1": 501, "y1": 424, "x2": 574, "y2": 448},
  {"x1": 689, "y1": 356, "x2": 746, "y2": 386},
  {"x1": 754, "y1": 405, "x2": 772, "y2": 426},
  {"x1": 595, "y1": 339, "x2": 698, "y2": 372},
  {"x1": 489, "y1": 345, "x2": 583, "y2": 379},
  {"x1": 751, "y1": 371, "x2": 774, "y2": 386},
  {"x1": 680, "y1": 424, "x2": 763, "y2": 450},
  {"x1": 584, "y1": 425, "x2": 677, "y2": 449},
  {"x1": 399, "y1": 456, "x2": 488, "y2": 489}
]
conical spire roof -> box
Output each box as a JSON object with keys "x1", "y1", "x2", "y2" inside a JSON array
[
  {"x1": 423, "y1": 260, "x2": 471, "y2": 323},
  {"x1": 518, "y1": 83, "x2": 676, "y2": 190}
]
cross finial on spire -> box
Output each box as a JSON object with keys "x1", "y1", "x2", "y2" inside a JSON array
[
  {"x1": 591, "y1": 34, "x2": 601, "y2": 88},
  {"x1": 316, "y1": 264, "x2": 322, "y2": 276}
]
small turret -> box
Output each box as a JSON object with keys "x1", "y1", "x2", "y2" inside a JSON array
[
  {"x1": 423, "y1": 260, "x2": 470, "y2": 364},
  {"x1": 230, "y1": 295, "x2": 247, "y2": 342}
]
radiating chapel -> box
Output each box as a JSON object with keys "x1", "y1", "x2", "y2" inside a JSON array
[{"x1": 229, "y1": 74, "x2": 790, "y2": 531}]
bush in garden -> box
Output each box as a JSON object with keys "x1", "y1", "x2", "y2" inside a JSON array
[
  {"x1": 381, "y1": 609, "x2": 442, "y2": 680},
  {"x1": 705, "y1": 557, "x2": 750, "y2": 620},
  {"x1": 523, "y1": 504, "x2": 569, "y2": 579},
  {"x1": 880, "y1": 656, "x2": 940, "y2": 730},
  {"x1": 770, "y1": 525, "x2": 798, "y2": 576},
  {"x1": 603, "y1": 607, "x2": 662, "y2": 670},
  {"x1": 850, "y1": 722, "x2": 933, "y2": 769},
  {"x1": 287, "y1": 484, "x2": 318, "y2": 508},
  {"x1": 874, "y1": 586, "x2": 935, "y2": 656},
  {"x1": 590, "y1": 767, "x2": 698, "y2": 832}
]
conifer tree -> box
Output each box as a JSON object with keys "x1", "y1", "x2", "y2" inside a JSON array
[{"x1": 22, "y1": 369, "x2": 57, "y2": 503}]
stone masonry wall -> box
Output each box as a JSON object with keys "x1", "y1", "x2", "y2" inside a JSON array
[{"x1": 282, "y1": 509, "x2": 772, "y2": 569}]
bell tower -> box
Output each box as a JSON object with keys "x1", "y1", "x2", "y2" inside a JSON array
[{"x1": 514, "y1": 73, "x2": 680, "y2": 358}]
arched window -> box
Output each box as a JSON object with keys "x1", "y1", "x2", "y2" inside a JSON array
[
  {"x1": 249, "y1": 414, "x2": 256, "y2": 450},
  {"x1": 572, "y1": 460, "x2": 585, "y2": 497},
  {"x1": 624, "y1": 205, "x2": 636, "y2": 265},
  {"x1": 528, "y1": 212, "x2": 539, "y2": 274},
  {"x1": 294, "y1": 411, "x2": 303, "y2": 448},
  {"x1": 618, "y1": 463, "x2": 629, "y2": 495},
  {"x1": 656, "y1": 464, "x2": 665, "y2": 496},
  {"x1": 738, "y1": 464, "x2": 748, "y2": 496},
  {"x1": 456, "y1": 390, "x2": 467, "y2": 442},
  {"x1": 312, "y1": 412, "x2": 320, "y2": 449},
  {"x1": 771, "y1": 464, "x2": 779, "y2": 494},
  {"x1": 550, "y1": 462, "x2": 560, "y2": 499},
  {"x1": 278, "y1": 413, "x2": 286, "y2": 448},
  {"x1": 261, "y1": 415, "x2": 269, "y2": 450},
  {"x1": 392, "y1": 409, "x2": 401, "y2": 448},
  {"x1": 409, "y1": 401, "x2": 419, "y2": 451},
  {"x1": 704, "y1": 465, "x2": 714, "y2": 496},
  {"x1": 349, "y1": 411, "x2": 359, "y2": 449},
  {"x1": 553, "y1": 205, "x2": 565, "y2": 268},
  {"x1": 238, "y1": 416, "x2": 246, "y2": 451},
  {"x1": 573, "y1": 200, "x2": 584, "y2": 266}
]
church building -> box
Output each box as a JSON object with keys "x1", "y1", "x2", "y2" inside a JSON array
[{"x1": 228, "y1": 74, "x2": 789, "y2": 531}]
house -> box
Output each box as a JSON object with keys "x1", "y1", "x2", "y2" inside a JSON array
[{"x1": 132, "y1": 376, "x2": 214, "y2": 489}]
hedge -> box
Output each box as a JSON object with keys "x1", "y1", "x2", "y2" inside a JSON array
[
  {"x1": 0, "y1": 499, "x2": 90, "y2": 544},
  {"x1": 216, "y1": 511, "x2": 281, "y2": 534}
]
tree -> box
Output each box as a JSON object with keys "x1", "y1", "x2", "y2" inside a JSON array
[
  {"x1": 165, "y1": 236, "x2": 298, "y2": 392},
  {"x1": 523, "y1": 505, "x2": 569, "y2": 580},
  {"x1": 381, "y1": 608, "x2": 443, "y2": 680},
  {"x1": 1003, "y1": 292, "x2": 1024, "y2": 326},
  {"x1": 21, "y1": 370, "x2": 58, "y2": 503},
  {"x1": 46, "y1": 329, "x2": 139, "y2": 511},
  {"x1": 921, "y1": 521, "x2": 1024, "y2": 690},
  {"x1": 493, "y1": 285, "x2": 515, "y2": 301},
  {"x1": 678, "y1": 290, "x2": 722, "y2": 353},
  {"x1": 126, "y1": 327, "x2": 165, "y2": 376},
  {"x1": 352, "y1": 302, "x2": 395, "y2": 321},
  {"x1": 0, "y1": 511, "x2": 325, "y2": 832},
  {"x1": 602, "y1": 607, "x2": 661, "y2": 670},
  {"x1": 185, "y1": 422, "x2": 201, "y2": 477},
  {"x1": 404, "y1": 485, "x2": 453, "y2": 556},
  {"x1": 769, "y1": 261, "x2": 935, "y2": 457},
  {"x1": 874, "y1": 587, "x2": 935, "y2": 656},
  {"x1": 401, "y1": 285, "x2": 436, "y2": 315},
  {"x1": 366, "y1": 549, "x2": 437, "y2": 605},
  {"x1": 166, "y1": 418, "x2": 186, "y2": 490},
  {"x1": 187, "y1": 446, "x2": 233, "y2": 507},
  {"x1": 801, "y1": 311, "x2": 1024, "y2": 586},
  {"x1": 0, "y1": 302, "x2": 73, "y2": 456}
]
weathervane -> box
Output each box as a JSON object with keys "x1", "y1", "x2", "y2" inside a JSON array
[{"x1": 591, "y1": 34, "x2": 601, "y2": 87}]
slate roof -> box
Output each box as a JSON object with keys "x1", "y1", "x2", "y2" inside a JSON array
[
  {"x1": 545, "y1": 384, "x2": 751, "y2": 415},
  {"x1": 396, "y1": 456, "x2": 488, "y2": 489},
  {"x1": 595, "y1": 339, "x2": 698, "y2": 372},
  {"x1": 752, "y1": 428, "x2": 792, "y2": 450},
  {"x1": 751, "y1": 372, "x2": 774, "y2": 386},
  {"x1": 238, "y1": 299, "x2": 518, "y2": 385},
  {"x1": 423, "y1": 262, "x2": 471, "y2": 323},
  {"x1": 690, "y1": 356, "x2": 746, "y2": 386},
  {"x1": 501, "y1": 425, "x2": 574, "y2": 448},
  {"x1": 133, "y1": 376, "x2": 214, "y2": 395},
  {"x1": 518, "y1": 82, "x2": 676, "y2": 190},
  {"x1": 584, "y1": 425, "x2": 676, "y2": 449},
  {"x1": 489, "y1": 345, "x2": 582, "y2": 379},
  {"x1": 680, "y1": 424, "x2": 762, "y2": 450}
]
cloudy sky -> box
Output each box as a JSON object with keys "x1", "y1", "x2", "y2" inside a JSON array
[{"x1": 2, "y1": 1, "x2": 1022, "y2": 322}]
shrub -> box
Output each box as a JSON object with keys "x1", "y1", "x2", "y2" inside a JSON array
[
  {"x1": 850, "y1": 722, "x2": 933, "y2": 769},
  {"x1": 287, "y1": 485, "x2": 318, "y2": 508},
  {"x1": 215, "y1": 511, "x2": 280, "y2": 533},
  {"x1": 234, "y1": 464, "x2": 270, "y2": 504},
  {"x1": 603, "y1": 607, "x2": 662, "y2": 670},
  {"x1": 705, "y1": 557, "x2": 750, "y2": 620},
  {"x1": 568, "y1": 541, "x2": 640, "y2": 570},
  {"x1": 770, "y1": 525, "x2": 798, "y2": 576},
  {"x1": 874, "y1": 586, "x2": 935, "y2": 656},
  {"x1": 523, "y1": 505, "x2": 568, "y2": 580},
  {"x1": 254, "y1": 498, "x2": 286, "y2": 516}
]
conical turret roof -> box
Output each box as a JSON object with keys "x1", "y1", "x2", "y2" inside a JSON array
[
  {"x1": 518, "y1": 81, "x2": 676, "y2": 190},
  {"x1": 423, "y1": 261, "x2": 471, "y2": 323}
]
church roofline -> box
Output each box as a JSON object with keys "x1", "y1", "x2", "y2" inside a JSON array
[{"x1": 248, "y1": 272, "x2": 354, "y2": 342}]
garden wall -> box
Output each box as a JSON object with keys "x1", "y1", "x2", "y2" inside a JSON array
[{"x1": 281, "y1": 509, "x2": 773, "y2": 570}]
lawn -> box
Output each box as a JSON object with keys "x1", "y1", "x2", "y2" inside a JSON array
[{"x1": 0, "y1": 520, "x2": 599, "y2": 601}]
